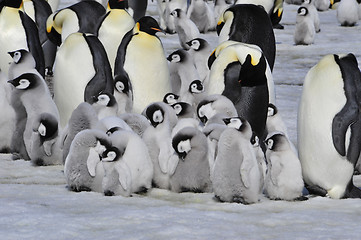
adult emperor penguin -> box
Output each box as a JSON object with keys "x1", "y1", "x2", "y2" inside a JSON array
[
  {"x1": 53, "y1": 32, "x2": 114, "y2": 127},
  {"x1": 298, "y1": 53, "x2": 361, "y2": 199},
  {"x1": 8, "y1": 72, "x2": 60, "y2": 162},
  {"x1": 294, "y1": 7, "x2": 315, "y2": 45},
  {"x1": 46, "y1": 1, "x2": 106, "y2": 46},
  {"x1": 216, "y1": 4, "x2": 276, "y2": 71},
  {"x1": 64, "y1": 129, "x2": 112, "y2": 192},
  {"x1": 170, "y1": 126, "x2": 212, "y2": 193},
  {"x1": 167, "y1": 49, "x2": 200, "y2": 97},
  {"x1": 207, "y1": 42, "x2": 274, "y2": 140},
  {"x1": 269, "y1": 0, "x2": 285, "y2": 29},
  {"x1": 170, "y1": 8, "x2": 200, "y2": 50},
  {"x1": 114, "y1": 16, "x2": 171, "y2": 114},
  {"x1": 96, "y1": 0, "x2": 135, "y2": 76},
  {"x1": 142, "y1": 102, "x2": 179, "y2": 189},
  {"x1": 187, "y1": 0, "x2": 216, "y2": 33},
  {"x1": 212, "y1": 117, "x2": 261, "y2": 204},
  {"x1": 337, "y1": 0, "x2": 359, "y2": 27},
  {"x1": 264, "y1": 132, "x2": 305, "y2": 201},
  {"x1": 0, "y1": 0, "x2": 45, "y2": 77},
  {"x1": 103, "y1": 129, "x2": 153, "y2": 196}
]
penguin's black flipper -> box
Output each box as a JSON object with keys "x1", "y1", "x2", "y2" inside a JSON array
[{"x1": 344, "y1": 179, "x2": 361, "y2": 198}]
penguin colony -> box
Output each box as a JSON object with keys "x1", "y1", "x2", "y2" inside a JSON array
[{"x1": 0, "y1": 0, "x2": 361, "y2": 203}]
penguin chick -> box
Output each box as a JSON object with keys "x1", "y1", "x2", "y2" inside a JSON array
[
  {"x1": 167, "y1": 49, "x2": 200, "y2": 96},
  {"x1": 142, "y1": 102, "x2": 179, "y2": 189},
  {"x1": 187, "y1": 0, "x2": 216, "y2": 33},
  {"x1": 95, "y1": 116, "x2": 133, "y2": 134},
  {"x1": 264, "y1": 132, "x2": 305, "y2": 201},
  {"x1": 251, "y1": 133, "x2": 267, "y2": 194},
  {"x1": 64, "y1": 129, "x2": 112, "y2": 192},
  {"x1": 302, "y1": 0, "x2": 321, "y2": 32},
  {"x1": 171, "y1": 102, "x2": 197, "y2": 119},
  {"x1": 102, "y1": 129, "x2": 153, "y2": 196},
  {"x1": 113, "y1": 73, "x2": 133, "y2": 114},
  {"x1": 337, "y1": 0, "x2": 359, "y2": 27},
  {"x1": 170, "y1": 8, "x2": 200, "y2": 50},
  {"x1": 8, "y1": 49, "x2": 41, "y2": 79},
  {"x1": 118, "y1": 112, "x2": 151, "y2": 137},
  {"x1": 89, "y1": 92, "x2": 119, "y2": 120},
  {"x1": 163, "y1": 92, "x2": 180, "y2": 105},
  {"x1": 294, "y1": 7, "x2": 315, "y2": 45},
  {"x1": 180, "y1": 79, "x2": 206, "y2": 108},
  {"x1": 212, "y1": 117, "x2": 261, "y2": 204},
  {"x1": 170, "y1": 126, "x2": 212, "y2": 193}
]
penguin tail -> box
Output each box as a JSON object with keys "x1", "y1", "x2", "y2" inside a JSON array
[{"x1": 344, "y1": 179, "x2": 361, "y2": 198}]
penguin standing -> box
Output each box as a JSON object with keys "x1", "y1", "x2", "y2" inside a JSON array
[
  {"x1": 187, "y1": 0, "x2": 216, "y2": 33},
  {"x1": 156, "y1": 0, "x2": 187, "y2": 33},
  {"x1": 337, "y1": 0, "x2": 359, "y2": 27},
  {"x1": 170, "y1": 127, "x2": 212, "y2": 193},
  {"x1": 180, "y1": 80, "x2": 206, "y2": 108},
  {"x1": 0, "y1": 0, "x2": 45, "y2": 77},
  {"x1": 64, "y1": 129, "x2": 112, "y2": 192},
  {"x1": 114, "y1": 16, "x2": 171, "y2": 114},
  {"x1": 217, "y1": 4, "x2": 276, "y2": 71},
  {"x1": 264, "y1": 132, "x2": 305, "y2": 201},
  {"x1": 313, "y1": 0, "x2": 332, "y2": 11},
  {"x1": 96, "y1": 0, "x2": 135, "y2": 76},
  {"x1": 294, "y1": 7, "x2": 315, "y2": 45},
  {"x1": 298, "y1": 53, "x2": 361, "y2": 199},
  {"x1": 53, "y1": 32, "x2": 114, "y2": 127},
  {"x1": 212, "y1": 117, "x2": 261, "y2": 204},
  {"x1": 170, "y1": 8, "x2": 200, "y2": 50},
  {"x1": 302, "y1": 0, "x2": 321, "y2": 32}
]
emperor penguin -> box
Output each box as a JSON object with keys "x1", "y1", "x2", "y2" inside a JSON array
[
  {"x1": 337, "y1": 0, "x2": 359, "y2": 27},
  {"x1": 167, "y1": 49, "x2": 200, "y2": 97},
  {"x1": 313, "y1": 0, "x2": 332, "y2": 11},
  {"x1": 0, "y1": 70, "x2": 15, "y2": 153},
  {"x1": 29, "y1": 113, "x2": 62, "y2": 166},
  {"x1": 0, "y1": 0, "x2": 45, "y2": 77},
  {"x1": 114, "y1": 16, "x2": 171, "y2": 114},
  {"x1": 170, "y1": 126, "x2": 212, "y2": 193},
  {"x1": 103, "y1": 129, "x2": 153, "y2": 195},
  {"x1": 64, "y1": 129, "x2": 112, "y2": 192},
  {"x1": 61, "y1": 102, "x2": 99, "y2": 164},
  {"x1": 212, "y1": 117, "x2": 261, "y2": 204},
  {"x1": 264, "y1": 132, "x2": 305, "y2": 201},
  {"x1": 46, "y1": 1, "x2": 106, "y2": 46},
  {"x1": 298, "y1": 53, "x2": 361, "y2": 199},
  {"x1": 186, "y1": 38, "x2": 213, "y2": 87},
  {"x1": 180, "y1": 80, "x2": 206, "y2": 109},
  {"x1": 128, "y1": 0, "x2": 148, "y2": 21},
  {"x1": 302, "y1": 0, "x2": 321, "y2": 32},
  {"x1": 294, "y1": 7, "x2": 315, "y2": 45},
  {"x1": 113, "y1": 73, "x2": 133, "y2": 114},
  {"x1": 8, "y1": 72, "x2": 60, "y2": 162},
  {"x1": 207, "y1": 42, "x2": 274, "y2": 140},
  {"x1": 269, "y1": 0, "x2": 285, "y2": 29},
  {"x1": 156, "y1": 0, "x2": 187, "y2": 33},
  {"x1": 46, "y1": 0, "x2": 59, "y2": 12},
  {"x1": 118, "y1": 112, "x2": 150, "y2": 137},
  {"x1": 216, "y1": 4, "x2": 276, "y2": 70},
  {"x1": 251, "y1": 133, "x2": 267, "y2": 194},
  {"x1": 187, "y1": 0, "x2": 216, "y2": 33},
  {"x1": 89, "y1": 92, "x2": 119, "y2": 120},
  {"x1": 234, "y1": 0, "x2": 274, "y2": 13},
  {"x1": 171, "y1": 102, "x2": 197, "y2": 120},
  {"x1": 163, "y1": 92, "x2": 180, "y2": 105},
  {"x1": 214, "y1": 0, "x2": 231, "y2": 25},
  {"x1": 95, "y1": 116, "x2": 133, "y2": 134},
  {"x1": 53, "y1": 32, "x2": 114, "y2": 127},
  {"x1": 96, "y1": 0, "x2": 135, "y2": 76},
  {"x1": 142, "y1": 102, "x2": 179, "y2": 189},
  {"x1": 170, "y1": 8, "x2": 200, "y2": 50}
]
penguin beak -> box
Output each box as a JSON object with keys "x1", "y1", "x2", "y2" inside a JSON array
[
  {"x1": 223, "y1": 118, "x2": 231, "y2": 125},
  {"x1": 208, "y1": 51, "x2": 216, "y2": 69},
  {"x1": 186, "y1": 41, "x2": 192, "y2": 47},
  {"x1": 216, "y1": 21, "x2": 224, "y2": 36},
  {"x1": 166, "y1": 55, "x2": 172, "y2": 62},
  {"x1": 278, "y1": 8, "x2": 283, "y2": 18},
  {"x1": 7, "y1": 79, "x2": 16, "y2": 86}
]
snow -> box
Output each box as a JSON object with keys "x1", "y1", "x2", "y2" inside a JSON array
[{"x1": 1, "y1": 1, "x2": 361, "y2": 239}]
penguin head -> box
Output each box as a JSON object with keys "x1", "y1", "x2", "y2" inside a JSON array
[
  {"x1": 267, "y1": 103, "x2": 278, "y2": 117},
  {"x1": 3, "y1": 0, "x2": 23, "y2": 8},
  {"x1": 144, "y1": 103, "x2": 165, "y2": 128},
  {"x1": 108, "y1": 0, "x2": 128, "y2": 10},
  {"x1": 114, "y1": 75, "x2": 131, "y2": 95},
  {"x1": 172, "y1": 133, "x2": 194, "y2": 161},
  {"x1": 101, "y1": 146, "x2": 125, "y2": 162},
  {"x1": 297, "y1": 7, "x2": 309, "y2": 16},
  {"x1": 167, "y1": 49, "x2": 187, "y2": 63},
  {"x1": 106, "y1": 126, "x2": 123, "y2": 136},
  {"x1": 33, "y1": 113, "x2": 59, "y2": 143},
  {"x1": 216, "y1": 8, "x2": 234, "y2": 35},
  {"x1": 8, "y1": 49, "x2": 33, "y2": 65},
  {"x1": 163, "y1": 93, "x2": 179, "y2": 105},
  {"x1": 197, "y1": 100, "x2": 215, "y2": 124},
  {"x1": 223, "y1": 117, "x2": 247, "y2": 131},
  {"x1": 186, "y1": 38, "x2": 208, "y2": 51},
  {"x1": 92, "y1": 93, "x2": 117, "y2": 107},
  {"x1": 171, "y1": 102, "x2": 194, "y2": 118},
  {"x1": 136, "y1": 16, "x2": 163, "y2": 36},
  {"x1": 265, "y1": 132, "x2": 290, "y2": 151},
  {"x1": 189, "y1": 80, "x2": 204, "y2": 94},
  {"x1": 250, "y1": 132, "x2": 260, "y2": 148},
  {"x1": 46, "y1": 12, "x2": 62, "y2": 46},
  {"x1": 303, "y1": 0, "x2": 312, "y2": 4},
  {"x1": 8, "y1": 73, "x2": 39, "y2": 90},
  {"x1": 238, "y1": 54, "x2": 268, "y2": 87}
]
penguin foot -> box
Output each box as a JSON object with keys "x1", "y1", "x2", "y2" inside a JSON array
[
  {"x1": 32, "y1": 158, "x2": 45, "y2": 166},
  {"x1": 104, "y1": 190, "x2": 115, "y2": 196},
  {"x1": 293, "y1": 196, "x2": 309, "y2": 201}
]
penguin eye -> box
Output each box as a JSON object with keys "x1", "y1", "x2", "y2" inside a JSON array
[
  {"x1": 173, "y1": 104, "x2": 182, "y2": 115},
  {"x1": 267, "y1": 139, "x2": 274, "y2": 150},
  {"x1": 13, "y1": 51, "x2": 22, "y2": 64},
  {"x1": 115, "y1": 81, "x2": 125, "y2": 93},
  {"x1": 38, "y1": 123, "x2": 46, "y2": 136},
  {"x1": 153, "y1": 110, "x2": 164, "y2": 123},
  {"x1": 17, "y1": 79, "x2": 30, "y2": 89},
  {"x1": 97, "y1": 94, "x2": 110, "y2": 106}
]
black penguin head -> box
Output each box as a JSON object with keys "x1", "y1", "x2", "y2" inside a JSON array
[
  {"x1": 8, "y1": 73, "x2": 39, "y2": 90},
  {"x1": 34, "y1": 113, "x2": 59, "y2": 143},
  {"x1": 216, "y1": 7, "x2": 234, "y2": 35},
  {"x1": 3, "y1": 0, "x2": 22, "y2": 8},
  {"x1": 101, "y1": 146, "x2": 125, "y2": 162},
  {"x1": 46, "y1": 12, "x2": 62, "y2": 46},
  {"x1": 137, "y1": 16, "x2": 163, "y2": 36},
  {"x1": 163, "y1": 93, "x2": 179, "y2": 104},
  {"x1": 303, "y1": 0, "x2": 312, "y2": 4},
  {"x1": 145, "y1": 104, "x2": 165, "y2": 128},
  {"x1": 114, "y1": 75, "x2": 131, "y2": 95},
  {"x1": 108, "y1": 0, "x2": 128, "y2": 10},
  {"x1": 223, "y1": 117, "x2": 248, "y2": 132},
  {"x1": 297, "y1": 7, "x2": 308, "y2": 16},
  {"x1": 189, "y1": 80, "x2": 204, "y2": 94},
  {"x1": 171, "y1": 102, "x2": 193, "y2": 118},
  {"x1": 238, "y1": 54, "x2": 268, "y2": 87},
  {"x1": 197, "y1": 99, "x2": 214, "y2": 124},
  {"x1": 8, "y1": 49, "x2": 29, "y2": 64},
  {"x1": 92, "y1": 93, "x2": 117, "y2": 107},
  {"x1": 267, "y1": 103, "x2": 278, "y2": 117},
  {"x1": 208, "y1": 50, "x2": 217, "y2": 70},
  {"x1": 265, "y1": 132, "x2": 289, "y2": 151},
  {"x1": 106, "y1": 127, "x2": 122, "y2": 136},
  {"x1": 250, "y1": 132, "x2": 260, "y2": 147},
  {"x1": 167, "y1": 49, "x2": 187, "y2": 63},
  {"x1": 172, "y1": 133, "x2": 193, "y2": 161},
  {"x1": 170, "y1": 8, "x2": 182, "y2": 18},
  {"x1": 186, "y1": 38, "x2": 208, "y2": 51}
]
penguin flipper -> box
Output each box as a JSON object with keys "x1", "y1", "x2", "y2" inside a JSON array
[
  {"x1": 304, "y1": 183, "x2": 327, "y2": 197},
  {"x1": 346, "y1": 119, "x2": 361, "y2": 165},
  {"x1": 115, "y1": 161, "x2": 132, "y2": 191},
  {"x1": 86, "y1": 148, "x2": 101, "y2": 177}
]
